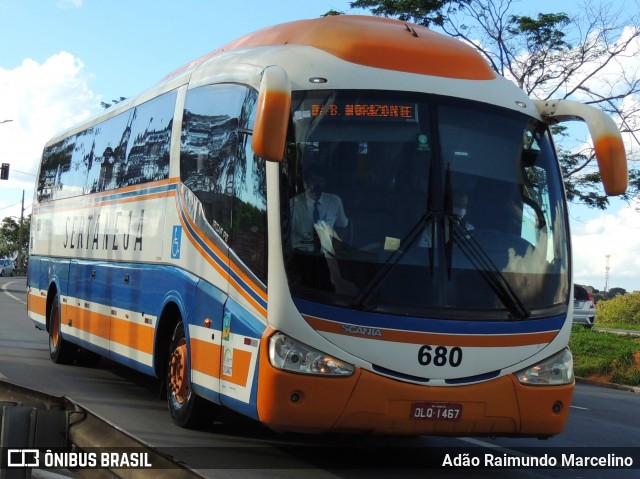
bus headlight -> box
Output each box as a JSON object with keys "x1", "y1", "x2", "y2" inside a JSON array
[
  {"x1": 268, "y1": 332, "x2": 354, "y2": 376},
  {"x1": 516, "y1": 348, "x2": 574, "y2": 385}
]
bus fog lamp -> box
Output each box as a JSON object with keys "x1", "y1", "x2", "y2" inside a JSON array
[
  {"x1": 269, "y1": 332, "x2": 354, "y2": 376},
  {"x1": 516, "y1": 348, "x2": 574, "y2": 385}
]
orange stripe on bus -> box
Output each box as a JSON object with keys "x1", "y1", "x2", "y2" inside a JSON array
[
  {"x1": 221, "y1": 348, "x2": 252, "y2": 386},
  {"x1": 179, "y1": 214, "x2": 229, "y2": 281},
  {"x1": 64, "y1": 304, "x2": 153, "y2": 353},
  {"x1": 229, "y1": 261, "x2": 267, "y2": 302},
  {"x1": 110, "y1": 317, "x2": 154, "y2": 354},
  {"x1": 31, "y1": 178, "x2": 179, "y2": 214},
  {"x1": 191, "y1": 337, "x2": 221, "y2": 378},
  {"x1": 27, "y1": 294, "x2": 47, "y2": 317},
  {"x1": 95, "y1": 190, "x2": 173, "y2": 208},
  {"x1": 228, "y1": 274, "x2": 267, "y2": 318},
  {"x1": 303, "y1": 315, "x2": 558, "y2": 347},
  {"x1": 177, "y1": 193, "x2": 267, "y2": 317},
  {"x1": 64, "y1": 304, "x2": 111, "y2": 339}
]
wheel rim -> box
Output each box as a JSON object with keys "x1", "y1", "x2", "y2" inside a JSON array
[
  {"x1": 169, "y1": 339, "x2": 188, "y2": 404},
  {"x1": 50, "y1": 302, "x2": 60, "y2": 350}
]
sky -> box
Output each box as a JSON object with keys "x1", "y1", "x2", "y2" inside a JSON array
[{"x1": 0, "y1": 0, "x2": 638, "y2": 292}]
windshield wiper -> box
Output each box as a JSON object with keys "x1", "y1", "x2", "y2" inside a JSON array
[
  {"x1": 450, "y1": 220, "x2": 530, "y2": 319},
  {"x1": 352, "y1": 211, "x2": 436, "y2": 310}
]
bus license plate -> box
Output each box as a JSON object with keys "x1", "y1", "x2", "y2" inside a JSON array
[{"x1": 411, "y1": 402, "x2": 462, "y2": 421}]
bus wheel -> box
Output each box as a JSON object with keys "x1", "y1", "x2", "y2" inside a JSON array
[
  {"x1": 49, "y1": 292, "x2": 76, "y2": 364},
  {"x1": 166, "y1": 321, "x2": 216, "y2": 429}
]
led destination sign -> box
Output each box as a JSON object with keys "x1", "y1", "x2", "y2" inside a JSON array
[{"x1": 309, "y1": 102, "x2": 417, "y2": 121}]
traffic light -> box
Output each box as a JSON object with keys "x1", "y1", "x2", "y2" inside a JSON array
[{"x1": 0, "y1": 163, "x2": 8, "y2": 180}]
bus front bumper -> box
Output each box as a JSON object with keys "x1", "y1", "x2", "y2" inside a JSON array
[{"x1": 256, "y1": 343, "x2": 573, "y2": 436}]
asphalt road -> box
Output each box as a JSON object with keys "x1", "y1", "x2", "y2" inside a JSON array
[{"x1": 1, "y1": 277, "x2": 639, "y2": 479}]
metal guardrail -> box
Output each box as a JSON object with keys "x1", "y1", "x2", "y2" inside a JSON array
[{"x1": 0, "y1": 380, "x2": 201, "y2": 479}]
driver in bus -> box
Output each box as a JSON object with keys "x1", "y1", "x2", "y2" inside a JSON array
[
  {"x1": 290, "y1": 165, "x2": 349, "y2": 255},
  {"x1": 289, "y1": 165, "x2": 352, "y2": 292}
]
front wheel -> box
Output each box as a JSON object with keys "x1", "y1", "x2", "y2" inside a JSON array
[
  {"x1": 49, "y1": 292, "x2": 77, "y2": 364},
  {"x1": 166, "y1": 321, "x2": 216, "y2": 429}
]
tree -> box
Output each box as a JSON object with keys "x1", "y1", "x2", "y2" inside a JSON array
[
  {"x1": 349, "y1": 0, "x2": 470, "y2": 26},
  {"x1": 348, "y1": 0, "x2": 640, "y2": 209},
  {"x1": 0, "y1": 215, "x2": 30, "y2": 266}
]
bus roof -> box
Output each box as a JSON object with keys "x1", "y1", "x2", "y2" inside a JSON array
[{"x1": 162, "y1": 15, "x2": 495, "y2": 83}]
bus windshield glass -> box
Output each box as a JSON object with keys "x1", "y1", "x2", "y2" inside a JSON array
[{"x1": 282, "y1": 90, "x2": 569, "y2": 320}]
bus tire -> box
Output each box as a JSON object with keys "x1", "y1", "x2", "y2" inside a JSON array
[
  {"x1": 49, "y1": 292, "x2": 77, "y2": 364},
  {"x1": 166, "y1": 321, "x2": 216, "y2": 429}
]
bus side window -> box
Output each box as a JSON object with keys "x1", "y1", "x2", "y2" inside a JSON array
[
  {"x1": 180, "y1": 84, "x2": 267, "y2": 282},
  {"x1": 231, "y1": 89, "x2": 267, "y2": 283},
  {"x1": 37, "y1": 92, "x2": 176, "y2": 202}
]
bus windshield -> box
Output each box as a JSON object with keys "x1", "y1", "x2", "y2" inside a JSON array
[{"x1": 282, "y1": 90, "x2": 569, "y2": 320}]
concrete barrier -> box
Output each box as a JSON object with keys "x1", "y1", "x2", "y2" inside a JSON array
[{"x1": 0, "y1": 380, "x2": 200, "y2": 479}]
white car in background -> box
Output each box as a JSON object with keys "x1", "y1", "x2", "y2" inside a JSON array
[
  {"x1": 0, "y1": 259, "x2": 15, "y2": 277},
  {"x1": 573, "y1": 284, "x2": 596, "y2": 328}
]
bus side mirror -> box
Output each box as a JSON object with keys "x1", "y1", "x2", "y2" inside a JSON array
[
  {"x1": 252, "y1": 65, "x2": 291, "y2": 162},
  {"x1": 535, "y1": 99, "x2": 628, "y2": 196}
]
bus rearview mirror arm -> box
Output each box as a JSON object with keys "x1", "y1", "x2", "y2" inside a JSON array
[{"x1": 535, "y1": 99, "x2": 628, "y2": 196}]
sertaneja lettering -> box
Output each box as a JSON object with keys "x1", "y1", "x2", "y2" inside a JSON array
[{"x1": 63, "y1": 209, "x2": 144, "y2": 252}]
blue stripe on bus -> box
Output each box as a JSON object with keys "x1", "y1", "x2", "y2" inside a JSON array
[
  {"x1": 33, "y1": 181, "x2": 178, "y2": 212},
  {"x1": 176, "y1": 192, "x2": 268, "y2": 312},
  {"x1": 178, "y1": 203, "x2": 231, "y2": 276},
  {"x1": 293, "y1": 298, "x2": 566, "y2": 335},
  {"x1": 220, "y1": 394, "x2": 259, "y2": 421},
  {"x1": 228, "y1": 267, "x2": 268, "y2": 311}
]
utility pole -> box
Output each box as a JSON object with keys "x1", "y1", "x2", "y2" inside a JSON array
[
  {"x1": 604, "y1": 254, "x2": 610, "y2": 293},
  {"x1": 17, "y1": 190, "x2": 25, "y2": 270}
]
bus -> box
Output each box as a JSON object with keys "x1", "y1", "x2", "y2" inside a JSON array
[{"x1": 27, "y1": 15, "x2": 627, "y2": 436}]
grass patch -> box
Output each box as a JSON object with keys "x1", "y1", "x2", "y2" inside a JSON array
[
  {"x1": 569, "y1": 326, "x2": 640, "y2": 386},
  {"x1": 597, "y1": 322, "x2": 640, "y2": 332}
]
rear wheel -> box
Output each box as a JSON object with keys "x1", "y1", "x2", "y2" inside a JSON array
[
  {"x1": 166, "y1": 321, "x2": 216, "y2": 429},
  {"x1": 49, "y1": 292, "x2": 77, "y2": 364}
]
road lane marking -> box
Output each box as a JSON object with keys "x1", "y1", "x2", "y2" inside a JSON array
[
  {"x1": 570, "y1": 405, "x2": 589, "y2": 410},
  {"x1": 2, "y1": 280, "x2": 26, "y2": 305},
  {"x1": 459, "y1": 437, "x2": 529, "y2": 457}
]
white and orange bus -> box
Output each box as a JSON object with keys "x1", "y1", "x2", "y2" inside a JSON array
[{"x1": 27, "y1": 15, "x2": 627, "y2": 436}]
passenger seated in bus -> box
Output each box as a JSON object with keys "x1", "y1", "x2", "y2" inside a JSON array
[
  {"x1": 418, "y1": 188, "x2": 474, "y2": 247},
  {"x1": 451, "y1": 189, "x2": 475, "y2": 234}
]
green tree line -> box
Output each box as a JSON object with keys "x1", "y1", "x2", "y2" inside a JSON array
[{"x1": 0, "y1": 215, "x2": 30, "y2": 268}]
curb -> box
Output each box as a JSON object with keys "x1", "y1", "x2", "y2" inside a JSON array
[{"x1": 575, "y1": 376, "x2": 640, "y2": 394}]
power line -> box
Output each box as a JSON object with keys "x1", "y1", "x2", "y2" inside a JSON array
[
  {"x1": 11, "y1": 169, "x2": 36, "y2": 177},
  {"x1": 0, "y1": 201, "x2": 23, "y2": 212}
]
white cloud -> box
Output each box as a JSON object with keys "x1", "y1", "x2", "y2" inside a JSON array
[
  {"x1": 571, "y1": 198, "x2": 640, "y2": 292},
  {"x1": 0, "y1": 51, "x2": 96, "y2": 218},
  {"x1": 0, "y1": 52, "x2": 96, "y2": 177}
]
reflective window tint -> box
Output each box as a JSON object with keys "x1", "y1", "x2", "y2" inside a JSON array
[
  {"x1": 181, "y1": 84, "x2": 266, "y2": 282},
  {"x1": 37, "y1": 91, "x2": 176, "y2": 202}
]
